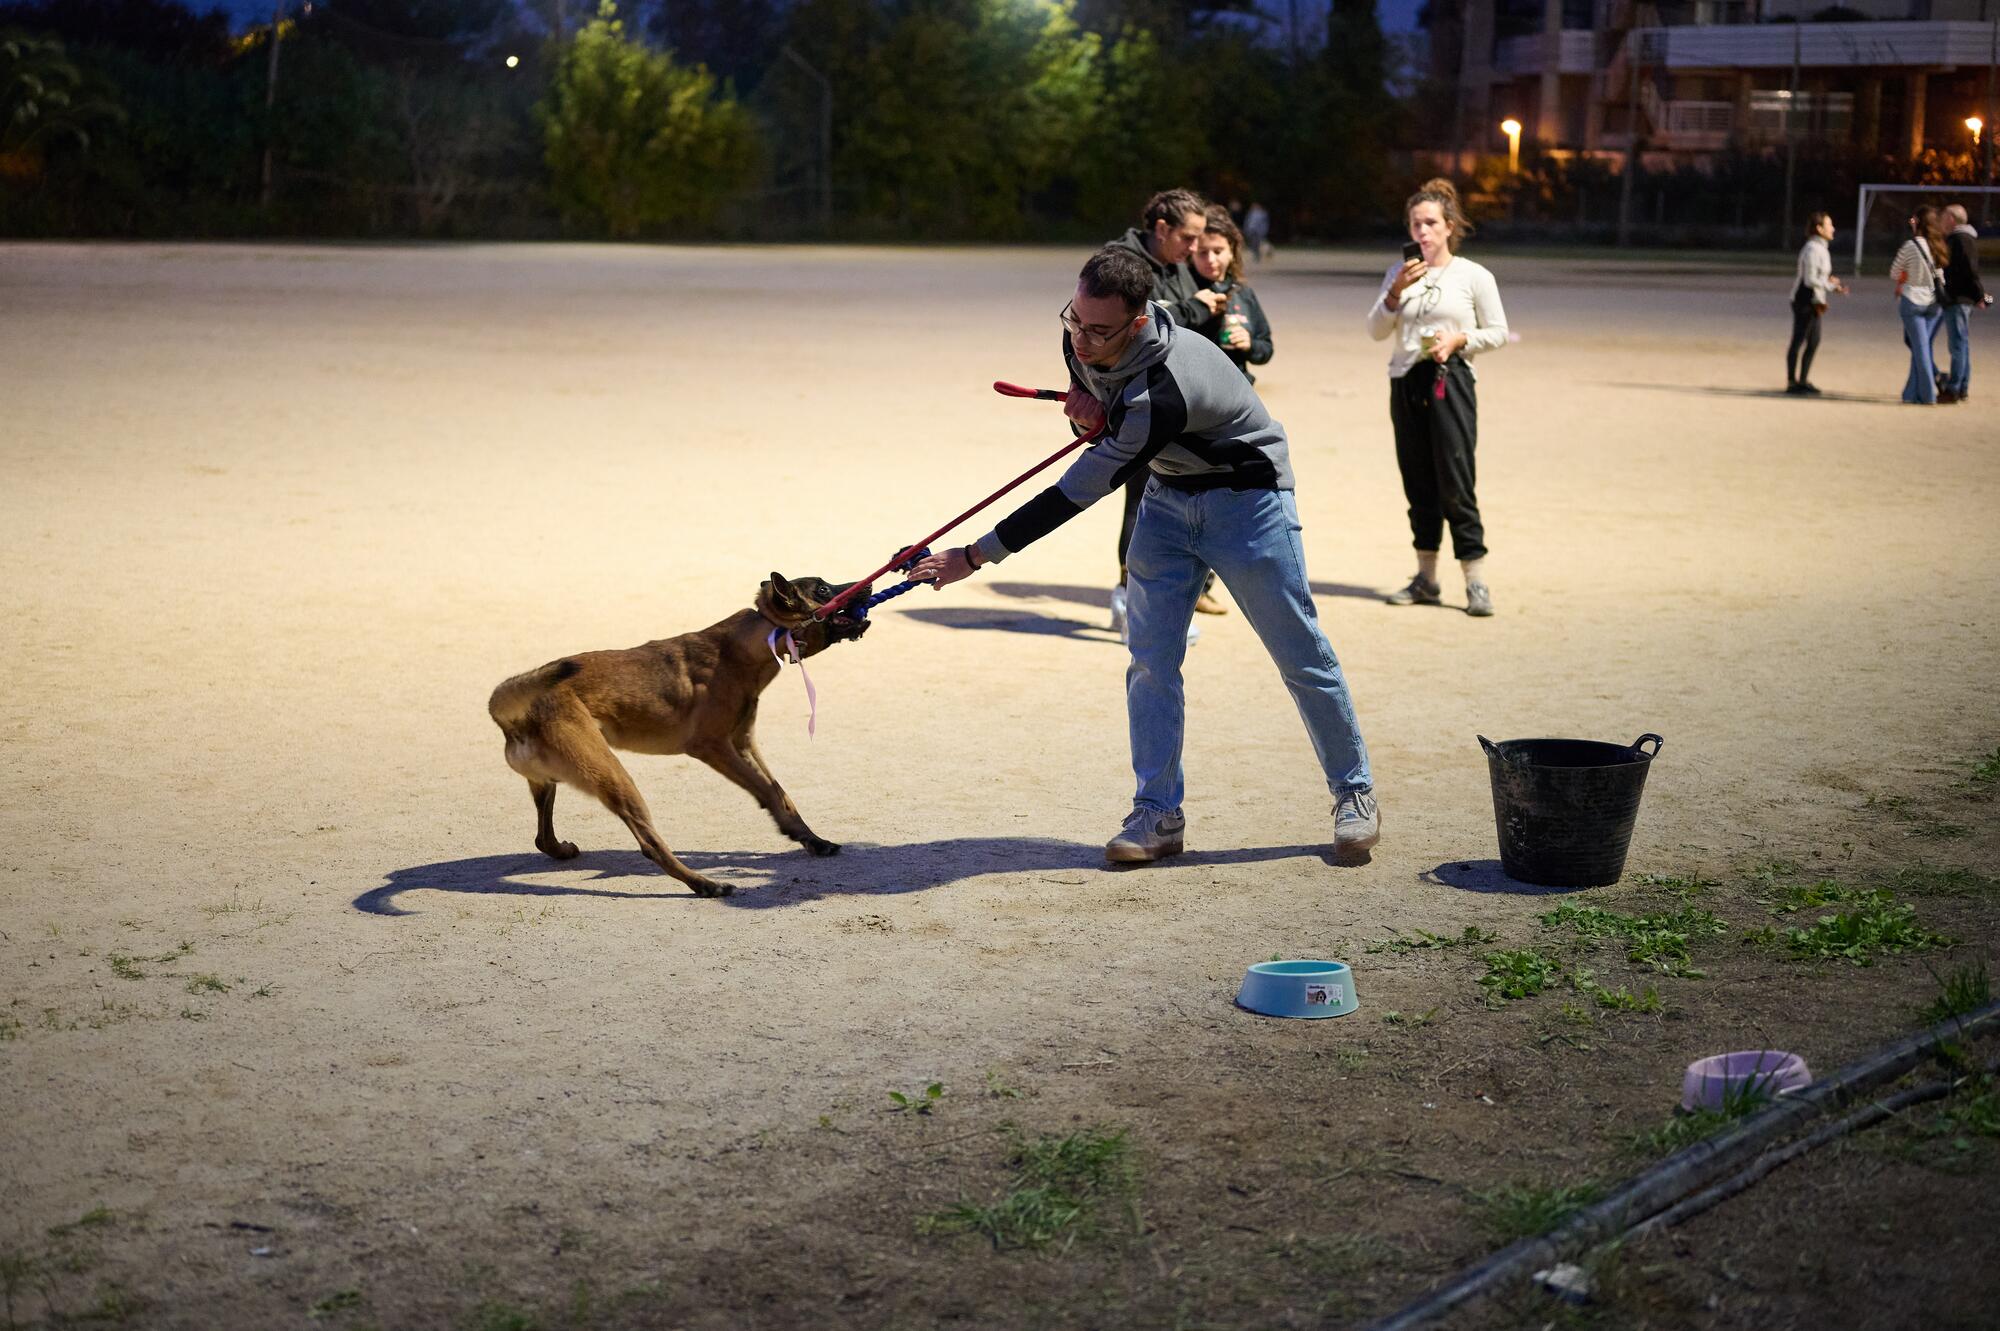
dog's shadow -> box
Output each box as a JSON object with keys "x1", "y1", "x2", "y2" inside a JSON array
[{"x1": 356, "y1": 838, "x2": 1346, "y2": 915}]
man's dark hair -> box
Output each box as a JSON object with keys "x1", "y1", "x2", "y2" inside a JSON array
[
  {"x1": 1079, "y1": 248, "x2": 1155, "y2": 313},
  {"x1": 1143, "y1": 188, "x2": 1207, "y2": 232}
]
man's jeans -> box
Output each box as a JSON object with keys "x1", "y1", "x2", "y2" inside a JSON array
[
  {"x1": 1942, "y1": 302, "x2": 1972, "y2": 397},
  {"x1": 1124, "y1": 478, "x2": 1371, "y2": 814},
  {"x1": 1900, "y1": 298, "x2": 1942, "y2": 404}
]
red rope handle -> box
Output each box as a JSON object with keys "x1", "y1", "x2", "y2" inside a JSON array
[{"x1": 815, "y1": 384, "x2": 1097, "y2": 619}]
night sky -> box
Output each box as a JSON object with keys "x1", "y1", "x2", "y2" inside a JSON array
[{"x1": 205, "y1": 0, "x2": 1429, "y2": 37}]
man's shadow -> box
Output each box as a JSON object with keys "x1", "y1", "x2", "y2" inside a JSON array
[{"x1": 356, "y1": 838, "x2": 1347, "y2": 915}]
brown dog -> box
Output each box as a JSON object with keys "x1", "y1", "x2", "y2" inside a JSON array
[{"x1": 487, "y1": 573, "x2": 871, "y2": 897}]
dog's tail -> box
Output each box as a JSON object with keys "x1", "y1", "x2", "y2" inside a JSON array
[{"x1": 487, "y1": 658, "x2": 580, "y2": 731}]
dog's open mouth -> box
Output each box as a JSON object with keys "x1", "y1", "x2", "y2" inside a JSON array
[{"x1": 820, "y1": 583, "x2": 873, "y2": 641}]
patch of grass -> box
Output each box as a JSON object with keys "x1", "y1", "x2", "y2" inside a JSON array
[
  {"x1": 1471, "y1": 1182, "x2": 1602, "y2": 1240},
  {"x1": 888, "y1": 1082, "x2": 944, "y2": 1114},
  {"x1": 1870, "y1": 793, "x2": 1971, "y2": 840},
  {"x1": 0, "y1": 1015, "x2": 22, "y2": 1041},
  {"x1": 1630, "y1": 871, "x2": 1720, "y2": 897},
  {"x1": 309, "y1": 1288, "x2": 362, "y2": 1318},
  {"x1": 1888, "y1": 865, "x2": 2000, "y2": 900},
  {"x1": 1943, "y1": 1080, "x2": 2000, "y2": 1138},
  {"x1": 919, "y1": 1125, "x2": 1138, "y2": 1251},
  {"x1": 1366, "y1": 925, "x2": 1497, "y2": 955},
  {"x1": 1769, "y1": 879, "x2": 1863, "y2": 914},
  {"x1": 465, "y1": 1301, "x2": 540, "y2": 1331},
  {"x1": 985, "y1": 1069, "x2": 1023, "y2": 1099},
  {"x1": 1971, "y1": 748, "x2": 2000, "y2": 786},
  {"x1": 1540, "y1": 902, "x2": 1725, "y2": 978},
  {"x1": 1741, "y1": 858, "x2": 1802, "y2": 886},
  {"x1": 1757, "y1": 892, "x2": 1953, "y2": 965},
  {"x1": 47, "y1": 1208, "x2": 114, "y2": 1239},
  {"x1": 1918, "y1": 962, "x2": 1992, "y2": 1026},
  {"x1": 106, "y1": 954, "x2": 146, "y2": 981},
  {"x1": 149, "y1": 941, "x2": 194, "y2": 963},
  {"x1": 1381, "y1": 1007, "x2": 1439, "y2": 1028},
  {"x1": 184, "y1": 974, "x2": 231, "y2": 995},
  {"x1": 199, "y1": 890, "x2": 267, "y2": 918},
  {"x1": 1586, "y1": 982, "x2": 1662, "y2": 1013},
  {"x1": 1631, "y1": 1080, "x2": 1769, "y2": 1156},
  {"x1": 1479, "y1": 949, "x2": 1564, "y2": 1002},
  {"x1": 251, "y1": 983, "x2": 277, "y2": 998}
]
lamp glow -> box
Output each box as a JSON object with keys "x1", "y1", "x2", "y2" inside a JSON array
[
  {"x1": 505, "y1": 54, "x2": 520, "y2": 68},
  {"x1": 1969, "y1": 116, "x2": 1984, "y2": 145},
  {"x1": 1500, "y1": 118, "x2": 1523, "y2": 174}
]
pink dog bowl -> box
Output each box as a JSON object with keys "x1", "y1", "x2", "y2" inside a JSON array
[{"x1": 1681, "y1": 1050, "x2": 1811, "y2": 1112}]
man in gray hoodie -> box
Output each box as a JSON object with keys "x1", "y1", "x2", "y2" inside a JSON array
[{"x1": 910, "y1": 247, "x2": 1379, "y2": 864}]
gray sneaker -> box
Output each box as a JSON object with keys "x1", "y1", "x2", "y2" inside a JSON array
[
  {"x1": 1105, "y1": 807, "x2": 1186, "y2": 864},
  {"x1": 1386, "y1": 574, "x2": 1442, "y2": 606},
  {"x1": 1109, "y1": 584, "x2": 1128, "y2": 634},
  {"x1": 1332, "y1": 790, "x2": 1380, "y2": 857},
  {"x1": 1465, "y1": 582, "x2": 1494, "y2": 617}
]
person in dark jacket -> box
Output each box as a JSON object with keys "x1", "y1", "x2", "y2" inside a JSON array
[
  {"x1": 1939, "y1": 203, "x2": 1993, "y2": 404},
  {"x1": 1105, "y1": 189, "x2": 1227, "y2": 640},
  {"x1": 1190, "y1": 206, "x2": 1273, "y2": 382}
]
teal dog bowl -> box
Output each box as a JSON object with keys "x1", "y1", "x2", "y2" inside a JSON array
[{"x1": 1236, "y1": 960, "x2": 1359, "y2": 1019}]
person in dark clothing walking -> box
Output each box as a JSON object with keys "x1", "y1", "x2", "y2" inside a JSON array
[
  {"x1": 1191, "y1": 207, "x2": 1273, "y2": 383},
  {"x1": 1365, "y1": 179, "x2": 1509, "y2": 617},
  {"x1": 1106, "y1": 189, "x2": 1226, "y2": 640},
  {"x1": 1787, "y1": 212, "x2": 1847, "y2": 395},
  {"x1": 1940, "y1": 203, "x2": 1993, "y2": 403}
]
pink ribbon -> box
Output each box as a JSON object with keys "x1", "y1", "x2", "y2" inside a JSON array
[{"x1": 767, "y1": 628, "x2": 817, "y2": 739}]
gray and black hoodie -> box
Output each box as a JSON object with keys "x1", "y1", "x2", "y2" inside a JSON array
[{"x1": 972, "y1": 302, "x2": 1294, "y2": 567}]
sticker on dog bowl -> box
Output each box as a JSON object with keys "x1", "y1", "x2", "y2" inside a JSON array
[{"x1": 1305, "y1": 984, "x2": 1344, "y2": 1006}]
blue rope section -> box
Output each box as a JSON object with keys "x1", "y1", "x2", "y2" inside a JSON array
[{"x1": 852, "y1": 547, "x2": 930, "y2": 619}]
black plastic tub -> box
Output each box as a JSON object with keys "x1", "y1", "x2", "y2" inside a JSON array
[{"x1": 1479, "y1": 734, "x2": 1664, "y2": 888}]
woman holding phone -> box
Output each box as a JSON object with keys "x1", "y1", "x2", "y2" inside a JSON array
[{"x1": 1365, "y1": 178, "x2": 1509, "y2": 617}]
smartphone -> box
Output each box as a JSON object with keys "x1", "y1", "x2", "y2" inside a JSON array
[{"x1": 1402, "y1": 241, "x2": 1422, "y2": 263}]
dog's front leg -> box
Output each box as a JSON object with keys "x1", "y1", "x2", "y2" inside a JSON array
[{"x1": 692, "y1": 740, "x2": 840, "y2": 858}]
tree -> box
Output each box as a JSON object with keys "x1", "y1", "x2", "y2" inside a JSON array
[
  {"x1": 538, "y1": 1, "x2": 756, "y2": 236},
  {"x1": 0, "y1": 28, "x2": 124, "y2": 177}
]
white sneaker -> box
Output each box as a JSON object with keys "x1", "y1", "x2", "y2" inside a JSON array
[{"x1": 1332, "y1": 790, "x2": 1380, "y2": 857}]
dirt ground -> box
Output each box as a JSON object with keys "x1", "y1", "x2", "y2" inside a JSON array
[{"x1": 2, "y1": 241, "x2": 1997, "y2": 1331}]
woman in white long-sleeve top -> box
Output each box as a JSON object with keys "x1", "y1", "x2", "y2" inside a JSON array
[
  {"x1": 1365, "y1": 178, "x2": 1509, "y2": 617},
  {"x1": 1787, "y1": 212, "x2": 1847, "y2": 395},
  {"x1": 1890, "y1": 207, "x2": 1949, "y2": 405}
]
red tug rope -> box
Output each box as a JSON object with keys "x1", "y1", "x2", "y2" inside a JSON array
[{"x1": 813, "y1": 382, "x2": 1103, "y2": 620}]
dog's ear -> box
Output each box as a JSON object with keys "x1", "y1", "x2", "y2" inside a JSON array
[{"x1": 767, "y1": 572, "x2": 804, "y2": 608}]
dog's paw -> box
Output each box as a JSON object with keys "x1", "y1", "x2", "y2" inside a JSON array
[
  {"x1": 805, "y1": 838, "x2": 842, "y2": 858},
  {"x1": 537, "y1": 838, "x2": 580, "y2": 861},
  {"x1": 688, "y1": 876, "x2": 732, "y2": 898}
]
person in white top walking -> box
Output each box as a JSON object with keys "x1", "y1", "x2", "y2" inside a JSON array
[
  {"x1": 1786, "y1": 212, "x2": 1848, "y2": 395},
  {"x1": 1366, "y1": 178, "x2": 1509, "y2": 617},
  {"x1": 1889, "y1": 206, "x2": 1949, "y2": 405}
]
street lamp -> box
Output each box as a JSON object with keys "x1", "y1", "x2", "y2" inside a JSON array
[
  {"x1": 505, "y1": 54, "x2": 519, "y2": 68},
  {"x1": 1500, "y1": 118, "x2": 1523, "y2": 175},
  {"x1": 1969, "y1": 116, "x2": 1985, "y2": 146}
]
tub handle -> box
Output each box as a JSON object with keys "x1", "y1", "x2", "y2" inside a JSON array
[
  {"x1": 1478, "y1": 735, "x2": 1500, "y2": 759},
  {"x1": 1632, "y1": 733, "x2": 1664, "y2": 759}
]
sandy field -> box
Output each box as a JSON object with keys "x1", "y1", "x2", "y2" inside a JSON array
[{"x1": 2, "y1": 241, "x2": 1997, "y2": 1330}]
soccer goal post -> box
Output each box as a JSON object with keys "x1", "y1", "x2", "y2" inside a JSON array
[{"x1": 1854, "y1": 183, "x2": 2000, "y2": 272}]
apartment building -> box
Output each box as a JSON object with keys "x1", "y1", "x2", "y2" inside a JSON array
[{"x1": 1429, "y1": 0, "x2": 1999, "y2": 162}]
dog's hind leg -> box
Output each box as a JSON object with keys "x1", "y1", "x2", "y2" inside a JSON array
[
  {"x1": 542, "y1": 706, "x2": 733, "y2": 898},
  {"x1": 529, "y1": 780, "x2": 579, "y2": 861},
  {"x1": 694, "y1": 736, "x2": 840, "y2": 858}
]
